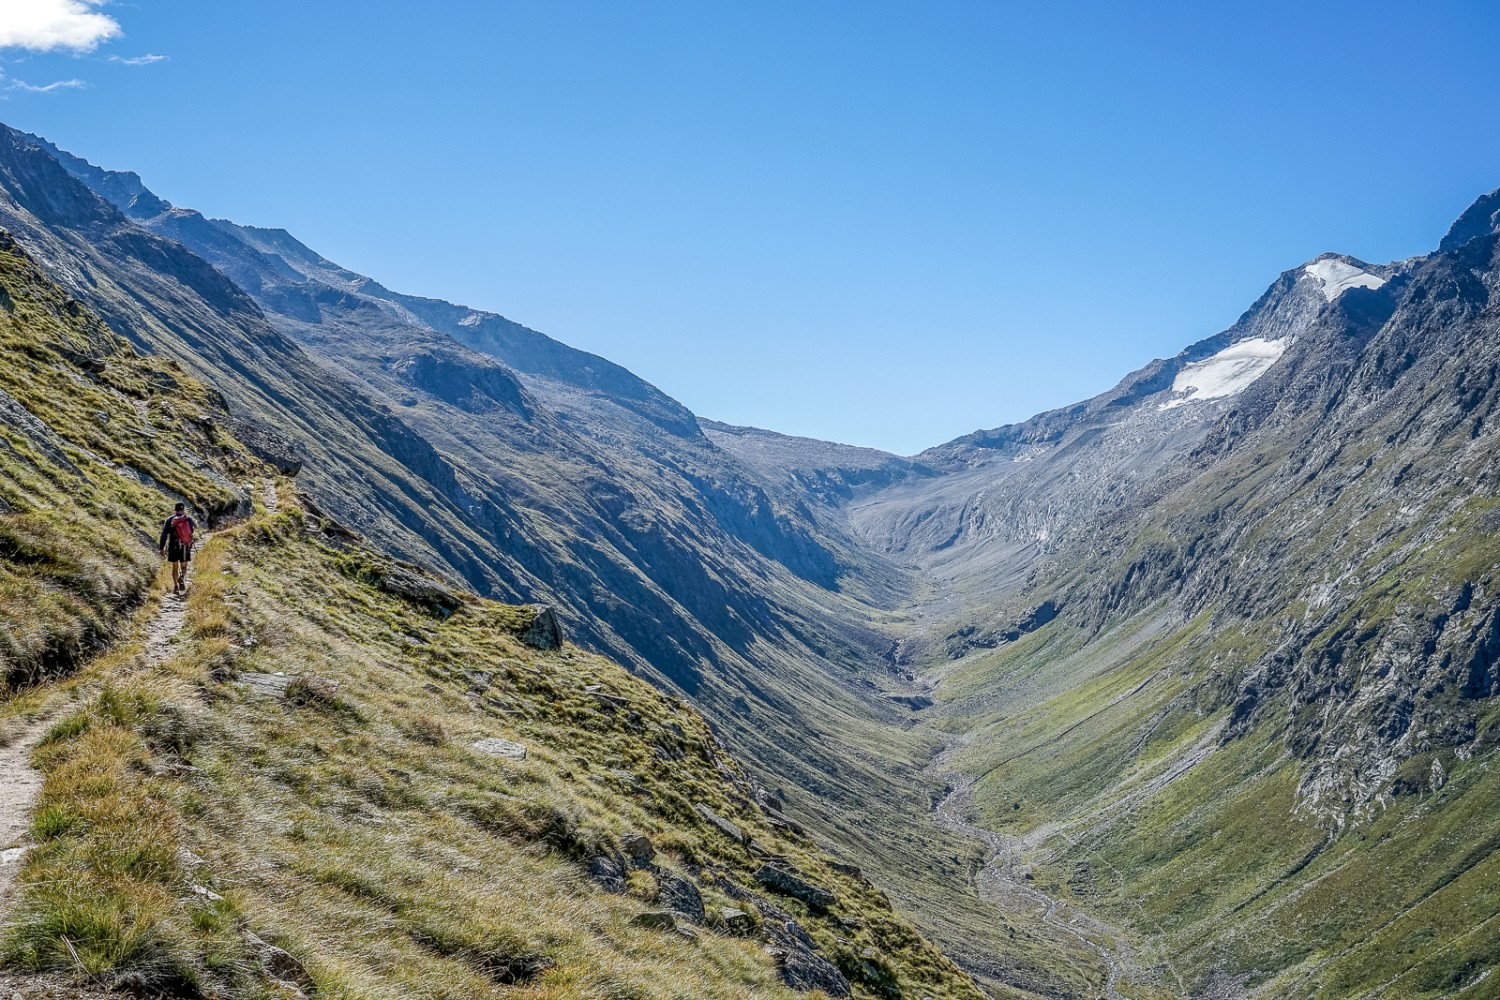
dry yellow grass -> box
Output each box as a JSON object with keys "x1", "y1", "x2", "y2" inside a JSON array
[{"x1": 1, "y1": 504, "x2": 983, "y2": 998}]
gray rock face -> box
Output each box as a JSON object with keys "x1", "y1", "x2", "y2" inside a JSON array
[
  {"x1": 630, "y1": 910, "x2": 699, "y2": 940},
  {"x1": 719, "y1": 907, "x2": 755, "y2": 936},
  {"x1": 471, "y1": 737, "x2": 527, "y2": 761},
  {"x1": 1439, "y1": 186, "x2": 1500, "y2": 251},
  {"x1": 379, "y1": 566, "x2": 464, "y2": 615},
  {"x1": 522, "y1": 605, "x2": 564, "y2": 650},
  {"x1": 392, "y1": 347, "x2": 532, "y2": 419},
  {"x1": 227, "y1": 416, "x2": 304, "y2": 477},
  {"x1": 754, "y1": 864, "x2": 837, "y2": 912},
  {"x1": 587, "y1": 855, "x2": 626, "y2": 894},
  {"x1": 754, "y1": 787, "x2": 786, "y2": 813},
  {"x1": 656, "y1": 872, "x2": 705, "y2": 925},
  {"x1": 620, "y1": 832, "x2": 655, "y2": 865},
  {"x1": 757, "y1": 905, "x2": 851, "y2": 997},
  {"x1": 760, "y1": 806, "x2": 806, "y2": 837},
  {"x1": 692, "y1": 803, "x2": 747, "y2": 844}
]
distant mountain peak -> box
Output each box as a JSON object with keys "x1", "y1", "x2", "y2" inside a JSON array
[{"x1": 1439, "y1": 188, "x2": 1500, "y2": 252}]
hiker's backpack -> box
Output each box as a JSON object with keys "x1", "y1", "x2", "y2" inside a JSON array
[{"x1": 172, "y1": 515, "x2": 194, "y2": 547}]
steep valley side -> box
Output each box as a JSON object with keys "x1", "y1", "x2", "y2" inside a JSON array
[
  {"x1": 821, "y1": 199, "x2": 1500, "y2": 997},
  {"x1": 1, "y1": 125, "x2": 1066, "y2": 997},
  {"x1": 0, "y1": 239, "x2": 987, "y2": 1000},
  {"x1": 6, "y1": 117, "x2": 1500, "y2": 999}
]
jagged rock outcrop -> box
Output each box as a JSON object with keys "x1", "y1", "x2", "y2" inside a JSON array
[
  {"x1": 227, "y1": 417, "x2": 304, "y2": 477},
  {"x1": 757, "y1": 903, "x2": 852, "y2": 997},
  {"x1": 521, "y1": 605, "x2": 564, "y2": 650},
  {"x1": 657, "y1": 872, "x2": 706, "y2": 925},
  {"x1": 754, "y1": 864, "x2": 837, "y2": 912}
]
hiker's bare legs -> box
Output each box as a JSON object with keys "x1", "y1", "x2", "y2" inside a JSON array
[{"x1": 170, "y1": 559, "x2": 187, "y2": 593}]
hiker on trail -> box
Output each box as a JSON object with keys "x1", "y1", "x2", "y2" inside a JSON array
[{"x1": 158, "y1": 502, "x2": 197, "y2": 594}]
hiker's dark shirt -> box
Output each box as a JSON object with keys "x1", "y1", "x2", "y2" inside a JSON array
[{"x1": 158, "y1": 514, "x2": 197, "y2": 550}]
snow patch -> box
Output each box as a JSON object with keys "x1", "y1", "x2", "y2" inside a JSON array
[
  {"x1": 1303, "y1": 259, "x2": 1385, "y2": 301},
  {"x1": 1160, "y1": 337, "x2": 1287, "y2": 409}
]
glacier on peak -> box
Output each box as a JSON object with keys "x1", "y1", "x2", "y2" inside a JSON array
[
  {"x1": 1303, "y1": 258, "x2": 1385, "y2": 301},
  {"x1": 1160, "y1": 337, "x2": 1287, "y2": 410}
]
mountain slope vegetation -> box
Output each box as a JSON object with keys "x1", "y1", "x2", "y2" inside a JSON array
[
  {"x1": 6, "y1": 117, "x2": 1500, "y2": 1000},
  {"x1": 766, "y1": 202, "x2": 1500, "y2": 996},
  {"x1": 5, "y1": 126, "x2": 1058, "y2": 993},
  {"x1": 0, "y1": 231, "x2": 983, "y2": 998}
]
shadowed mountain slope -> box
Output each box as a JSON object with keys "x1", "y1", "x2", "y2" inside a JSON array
[
  {"x1": 5, "y1": 125, "x2": 1071, "y2": 996},
  {"x1": 0, "y1": 243, "x2": 985, "y2": 998}
]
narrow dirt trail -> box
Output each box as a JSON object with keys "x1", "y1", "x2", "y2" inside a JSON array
[
  {"x1": 143, "y1": 590, "x2": 189, "y2": 667},
  {"x1": 0, "y1": 725, "x2": 46, "y2": 912},
  {"x1": 0, "y1": 548, "x2": 201, "y2": 923},
  {"x1": 261, "y1": 478, "x2": 280, "y2": 514}
]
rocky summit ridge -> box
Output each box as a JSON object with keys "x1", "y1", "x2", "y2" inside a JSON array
[{"x1": 2, "y1": 118, "x2": 1500, "y2": 999}]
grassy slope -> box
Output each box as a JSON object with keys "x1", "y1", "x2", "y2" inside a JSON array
[
  {"x1": 0, "y1": 230, "x2": 985, "y2": 998},
  {"x1": 4, "y1": 500, "x2": 986, "y2": 999},
  {"x1": 0, "y1": 232, "x2": 247, "y2": 689}
]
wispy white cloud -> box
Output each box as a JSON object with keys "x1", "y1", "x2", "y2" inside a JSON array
[
  {"x1": 7, "y1": 76, "x2": 87, "y2": 92},
  {"x1": 108, "y1": 53, "x2": 167, "y2": 66},
  {"x1": 0, "y1": 0, "x2": 121, "y2": 53}
]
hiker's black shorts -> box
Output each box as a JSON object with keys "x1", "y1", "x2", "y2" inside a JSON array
[{"x1": 166, "y1": 540, "x2": 193, "y2": 563}]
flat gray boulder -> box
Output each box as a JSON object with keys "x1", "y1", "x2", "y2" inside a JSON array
[
  {"x1": 693, "y1": 803, "x2": 747, "y2": 844},
  {"x1": 472, "y1": 737, "x2": 527, "y2": 761},
  {"x1": 241, "y1": 672, "x2": 293, "y2": 697},
  {"x1": 630, "y1": 911, "x2": 699, "y2": 940},
  {"x1": 380, "y1": 566, "x2": 464, "y2": 614}
]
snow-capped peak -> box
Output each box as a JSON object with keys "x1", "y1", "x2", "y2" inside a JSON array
[{"x1": 1303, "y1": 258, "x2": 1385, "y2": 302}]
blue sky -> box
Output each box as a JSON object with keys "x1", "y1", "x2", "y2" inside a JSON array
[{"x1": 4, "y1": 1, "x2": 1500, "y2": 454}]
